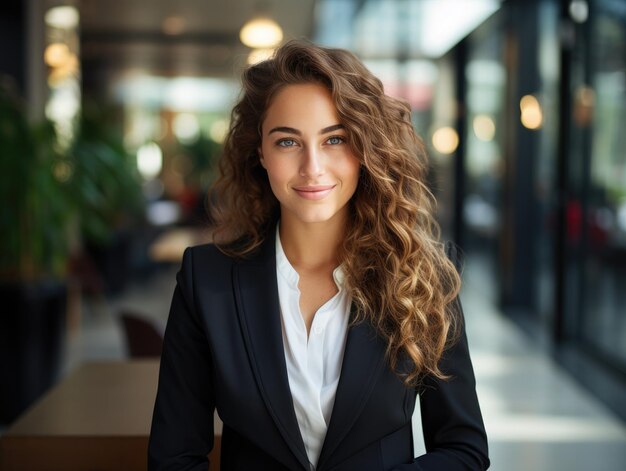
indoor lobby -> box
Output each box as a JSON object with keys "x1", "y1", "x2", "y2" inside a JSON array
[{"x1": 1, "y1": 1, "x2": 625, "y2": 470}]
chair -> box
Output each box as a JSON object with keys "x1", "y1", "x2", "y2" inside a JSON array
[{"x1": 119, "y1": 311, "x2": 164, "y2": 358}]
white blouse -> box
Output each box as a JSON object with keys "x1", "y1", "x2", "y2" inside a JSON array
[{"x1": 275, "y1": 229, "x2": 351, "y2": 470}]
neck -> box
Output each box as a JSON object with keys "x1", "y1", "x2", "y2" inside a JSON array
[{"x1": 279, "y1": 213, "x2": 347, "y2": 271}]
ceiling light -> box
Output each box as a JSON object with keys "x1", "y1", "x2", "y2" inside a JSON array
[
  {"x1": 240, "y1": 17, "x2": 283, "y2": 48},
  {"x1": 45, "y1": 6, "x2": 79, "y2": 30}
]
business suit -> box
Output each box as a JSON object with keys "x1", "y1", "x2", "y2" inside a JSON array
[{"x1": 148, "y1": 233, "x2": 489, "y2": 470}]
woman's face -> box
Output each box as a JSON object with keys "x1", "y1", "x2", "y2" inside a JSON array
[{"x1": 259, "y1": 82, "x2": 360, "y2": 228}]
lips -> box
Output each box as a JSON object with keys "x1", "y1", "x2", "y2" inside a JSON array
[{"x1": 293, "y1": 184, "x2": 336, "y2": 200}]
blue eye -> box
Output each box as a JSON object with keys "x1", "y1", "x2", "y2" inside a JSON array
[
  {"x1": 327, "y1": 136, "x2": 345, "y2": 145},
  {"x1": 278, "y1": 139, "x2": 296, "y2": 147}
]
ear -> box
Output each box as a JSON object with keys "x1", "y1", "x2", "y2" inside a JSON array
[{"x1": 258, "y1": 147, "x2": 266, "y2": 169}]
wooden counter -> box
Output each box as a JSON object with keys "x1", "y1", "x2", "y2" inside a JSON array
[
  {"x1": 148, "y1": 227, "x2": 213, "y2": 263},
  {"x1": 0, "y1": 360, "x2": 221, "y2": 470}
]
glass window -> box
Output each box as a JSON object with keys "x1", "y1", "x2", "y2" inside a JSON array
[
  {"x1": 579, "y1": 0, "x2": 626, "y2": 370},
  {"x1": 463, "y1": 25, "x2": 506, "y2": 301}
]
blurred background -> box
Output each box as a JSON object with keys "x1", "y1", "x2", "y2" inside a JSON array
[{"x1": 1, "y1": 0, "x2": 625, "y2": 470}]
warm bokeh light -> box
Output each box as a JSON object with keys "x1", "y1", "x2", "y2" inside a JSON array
[
  {"x1": 47, "y1": 53, "x2": 79, "y2": 85},
  {"x1": 432, "y1": 126, "x2": 459, "y2": 154},
  {"x1": 137, "y1": 142, "x2": 163, "y2": 180},
  {"x1": 45, "y1": 5, "x2": 79, "y2": 29},
  {"x1": 473, "y1": 114, "x2": 496, "y2": 141},
  {"x1": 44, "y1": 43, "x2": 71, "y2": 68},
  {"x1": 520, "y1": 94, "x2": 543, "y2": 129},
  {"x1": 240, "y1": 17, "x2": 283, "y2": 48},
  {"x1": 247, "y1": 48, "x2": 275, "y2": 65}
]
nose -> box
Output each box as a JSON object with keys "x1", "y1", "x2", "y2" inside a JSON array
[{"x1": 299, "y1": 146, "x2": 324, "y2": 177}]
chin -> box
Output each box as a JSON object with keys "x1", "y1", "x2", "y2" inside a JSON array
[
  {"x1": 288, "y1": 207, "x2": 342, "y2": 225},
  {"x1": 297, "y1": 213, "x2": 336, "y2": 224}
]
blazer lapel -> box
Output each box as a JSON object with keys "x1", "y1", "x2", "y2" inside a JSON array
[
  {"x1": 232, "y1": 235, "x2": 310, "y2": 470},
  {"x1": 316, "y1": 313, "x2": 387, "y2": 470}
]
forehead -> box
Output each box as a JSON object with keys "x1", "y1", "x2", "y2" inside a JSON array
[{"x1": 262, "y1": 83, "x2": 340, "y2": 132}]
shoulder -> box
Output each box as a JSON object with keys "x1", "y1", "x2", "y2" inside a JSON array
[
  {"x1": 180, "y1": 240, "x2": 270, "y2": 280},
  {"x1": 185, "y1": 242, "x2": 234, "y2": 264},
  {"x1": 178, "y1": 243, "x2": 237, "y2": 286},
  {"x1": 184, "y1": 242, "x2": 234, "y2": 265}
]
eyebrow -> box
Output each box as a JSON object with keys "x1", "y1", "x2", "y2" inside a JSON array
[{"x1": 267, "y1": 124, "x2": 344, "y2": 136}]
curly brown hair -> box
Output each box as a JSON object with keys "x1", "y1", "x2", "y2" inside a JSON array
[{"x1": 211, "y1": 39, "x2": 462, "y2": 386}]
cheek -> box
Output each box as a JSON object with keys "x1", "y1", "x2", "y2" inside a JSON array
[
  {"x1": 342, "y1": 157, "x2": 361, "y2": 186},
  {"x1": 263, "y1": 158, "x2": 294, "y2": 188}
]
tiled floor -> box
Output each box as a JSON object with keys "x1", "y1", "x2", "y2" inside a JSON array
[
  {"x1": 458, "y1": 257, "x2": 626, "y2": 471},
  {"x1": 63, "y1": 256, "x2": 626, "y2": 471},
  {"x1": 62, "y1": 265, "x2": 177, "y2": 374}
]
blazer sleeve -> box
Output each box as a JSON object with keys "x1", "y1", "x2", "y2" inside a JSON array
[
  {"x1": 392, "y1": 242, "x2": 490, "y2": 471},
  {"x1": 148, "y1": 247, "x2": 215, "y2": 470}
]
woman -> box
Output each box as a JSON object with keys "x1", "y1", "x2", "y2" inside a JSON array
[{"x1": 149, "y1": 40, "x2": 489, "y2": 470}]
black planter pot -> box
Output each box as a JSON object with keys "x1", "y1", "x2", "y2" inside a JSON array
[{"x1": 0, "y1": 279, "x2": 66, "y2": 425}]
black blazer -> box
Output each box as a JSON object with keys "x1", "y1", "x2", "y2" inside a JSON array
[{"x1": 148, "y1": 234, "x2": 489, "y2": 470}]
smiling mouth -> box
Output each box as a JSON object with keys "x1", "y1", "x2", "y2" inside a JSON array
[{"x1": 293, "y1": 185, "x2": 336, "y2": 200}]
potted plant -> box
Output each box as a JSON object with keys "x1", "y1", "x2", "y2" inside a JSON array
[
  {"x1": 69, "y1": 101, "x2": 144, "y2": 294},
  {"x1": 0, "y1": 78, "x2": 73, "y2": 424}
]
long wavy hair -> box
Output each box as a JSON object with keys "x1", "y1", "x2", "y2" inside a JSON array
[{"x1": 211, "y1": 39, "x2": 462, "y2": 386}]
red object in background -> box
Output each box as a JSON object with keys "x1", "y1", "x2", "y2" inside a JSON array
[
  {"x1": 566, "y1": 199, "x2": 583, "y2": 243},
  {"x1": 177, "y1": 186, "x2": 201, "y2": 223}
]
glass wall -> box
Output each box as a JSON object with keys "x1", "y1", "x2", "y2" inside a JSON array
[
  {"x1": 576, "y1": 0, "x2": 626, "y2": 371},
  {"x1": 462, "y1": 18, "x2": 506, "y2": 299},
  {"x1": 456, "y1": 1, "x2": 562, "y2": 332},
  {"x1": 533, "y1": 0, "x2": 560, "y2": 330}
]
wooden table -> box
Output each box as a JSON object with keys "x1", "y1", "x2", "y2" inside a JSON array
[
  {"x1": 148, "y1": 227, "x2": 213, "y2": 263},
  {"x1": 0, "y1": 360, "x2": 221, "y2": 470}
]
